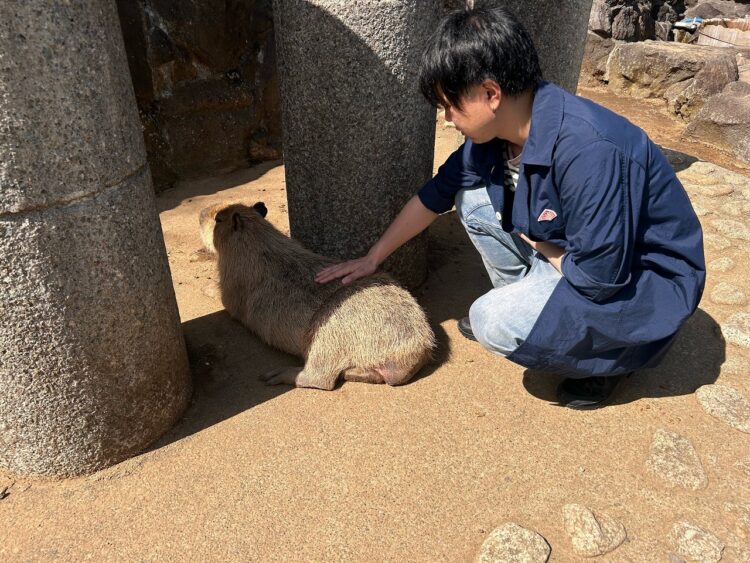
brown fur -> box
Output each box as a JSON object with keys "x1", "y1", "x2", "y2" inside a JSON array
[{"x1": 199, "y1": 202, "x2": 435, "y2": 390}]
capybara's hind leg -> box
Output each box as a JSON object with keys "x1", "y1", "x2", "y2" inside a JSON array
[
  {"x1": 342, "y1": 367, "x2": 384, "y2": 384},
  {"x1": 377, "y1": 359, "x2": 427, "y2": 386},
  {"x1": 261, "y1": 364, "x2": 340, "y2": 390},
  {"x1": 260, "y1": 366, "x2": 303, "y2": 386}
]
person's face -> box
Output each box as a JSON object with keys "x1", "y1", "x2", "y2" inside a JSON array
[{"x1": 441, "y1": 82, "x2": 501, "y2": 144}]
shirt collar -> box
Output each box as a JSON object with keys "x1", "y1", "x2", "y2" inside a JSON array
[{"x1": 520, "y1": 81, "x2": 564, "y2": 167}]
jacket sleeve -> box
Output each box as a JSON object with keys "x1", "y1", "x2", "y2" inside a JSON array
[
  {"x1": 559, "y1": 140, "x2": 638, "y2": 302},
  {"x1": 418, "y1": 140, "x2": 485, "y2": 214}
]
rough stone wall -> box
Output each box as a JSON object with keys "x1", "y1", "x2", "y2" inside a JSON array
[
  {"x1": 115, "y1": 0, "x2": 282, "y2": 191},
  {"x1": 589, "y1": 0, "x2": 686, "y2": 41},
  {"x1": 1, "y1": 0, "x2": 192, "y2": 477}
]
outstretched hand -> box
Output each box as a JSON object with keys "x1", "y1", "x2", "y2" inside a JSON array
[{"x1": 315, "y1": 255, "x2": 379, "y2": 285}]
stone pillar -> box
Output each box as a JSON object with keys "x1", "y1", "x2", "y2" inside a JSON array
[
  {"x1": 273, "y1": 0, "x2": 438, "y2": 288},
  {"x1": 456, "y1": 0, "x2": 595, "y2": 93},
  {"x1": 0, "y1": 1, "x2": 191, "y2": 476}
]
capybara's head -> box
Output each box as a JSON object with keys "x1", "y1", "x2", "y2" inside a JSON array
[{"x1": 199, "y1": 201, "x2": 268, "y2": 254}]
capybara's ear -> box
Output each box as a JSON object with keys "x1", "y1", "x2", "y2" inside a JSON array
[
  {"x1": 231, "y1": 211, "x2": 243, "y2": 231},
  {"x1": 253, "y1": 202, "x2": 268, "y2": 218}
]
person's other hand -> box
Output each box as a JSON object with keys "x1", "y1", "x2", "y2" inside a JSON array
[
  {"x1": 518, "y1": 233, "x2": 565, "y2": 274},
  {"x1": 315, "y1": 255, "x2": 379, "y2": 285}
]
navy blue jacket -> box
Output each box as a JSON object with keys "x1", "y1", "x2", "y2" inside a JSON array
[{"x1": 418, "y1": 82, "x2": 706, "y2": 376}]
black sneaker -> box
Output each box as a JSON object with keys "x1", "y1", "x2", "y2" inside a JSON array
[
  {"x1": 556, "y1": 373, "x2": 630, "y2": 409},
  {"x1": 457, "y1": 317, "x2": 477, "y2": 341}
]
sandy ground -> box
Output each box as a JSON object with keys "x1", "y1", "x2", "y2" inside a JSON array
[{"x1": 1, "y1": 87, "x2": 749, "y2": 562}]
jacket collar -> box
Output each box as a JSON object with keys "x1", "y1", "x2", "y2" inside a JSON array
[{"x1": 520, "y1": 81, "x2": 565, "y2": 167}]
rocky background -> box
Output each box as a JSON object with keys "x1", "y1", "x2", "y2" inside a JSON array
[
  {"x1": 115, "y1": 0, "x2": 282, "y2": 191},
  {"x1": 117, "y1": 0, "x2": 750, "y2": 191},
  {"x1": 582, "y1": 0, "x2": 750, "y2": 166}
]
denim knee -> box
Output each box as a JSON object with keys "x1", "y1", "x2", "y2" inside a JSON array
[
  {"x1": 455, "y1": 186, "x2": 492, "y2": 226},
  {"x1": 468, "y1": 294, "x2": 525, "y2": 357}
]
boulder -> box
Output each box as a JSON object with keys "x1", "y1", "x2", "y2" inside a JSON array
[
  {"x1": 580, "y1": 31, "x2": 617, "y2": 85},
  {"x1": 685, "y1": 0, "x2": 750, "y2": 19},
  {"x1": 654, "y1": 0, "x2": 686, "y2": 24},
  {"x1": 684, "y1": 80, "x2": 750, "y2": 164},
  {"x1": 589, "y1": 0, "x2": 656, "y2": 41},
  {"x1": 589, "y1": 0, "x2": 684, "y2": 40},
  {"x1": 664, "y1": 52, "x2": 738, "y2": 118},
  {"x1": 589, "y1": 0, "x2": 614, "y2": 36},
  {"x1": 614, "y1": 4, "x2": 656, "y2": 40},
  {"x1": 607, "y1": 41, "x2": 738, "y2": 117}
]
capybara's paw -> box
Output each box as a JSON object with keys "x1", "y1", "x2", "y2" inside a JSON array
[{"x1": 260, "y1": 367, "x2": 303, "y2": 386}]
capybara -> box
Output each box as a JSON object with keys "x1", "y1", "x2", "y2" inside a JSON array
[{"x1": 199, "y1": 202, "x2": 435, "y2": 390}]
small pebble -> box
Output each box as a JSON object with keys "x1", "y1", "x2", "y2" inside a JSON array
[
  {"x1": 711, "y1": 218, "x2": 750, "y2": 241},
  {"x1": 723, "y1": 313, "x2": 750, "y2": 349},
  {"x1": 696, "y1": 385, "x2": 750, "y2": 433},
  {"x1": 562, "y1": 504, "x2": 626, "y2": 557},
  {"x1": 710, "y1": 282, "x2": 747, "y2": 305},
  {"x1": 720, "y1": 200, "x2": 750, "y2": 217},
  {"x1": 477, "y1": 523, "x2": 551, "y2": 563},
  {"x1": 703, "y1": 232, "x2": 732, "y2": 251},
  {"x1": 709, "y1": 257, "x2": 735, "y2": 273},
  {"x1": 670, "y1": 521, "x2": 724, "y2": 563}
]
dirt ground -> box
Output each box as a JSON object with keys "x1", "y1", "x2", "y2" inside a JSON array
[{"x1": 1, "y1": 86, "x2": 749, "y2": 562}]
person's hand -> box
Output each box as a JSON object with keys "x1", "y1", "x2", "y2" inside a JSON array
[
  {"x1": 517, "y1": 232, "x2": 538, "y2": 250},
  {"x1": 315, "y1": 254, "x2": 379, "y2": 285},
  {"x1": 518, "y1": 233, "x2": 565, "y2": 274}
]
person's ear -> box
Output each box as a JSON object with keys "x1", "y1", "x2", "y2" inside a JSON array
[{"x1": 481, "y1": 79, "x2": 502, "y2": 111}]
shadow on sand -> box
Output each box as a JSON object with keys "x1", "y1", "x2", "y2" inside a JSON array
[
  {"x1": 156, "y1": 160, "x2": 283, "y2": 214},
  {"x1": 152, "y1": 298, "x2": 450, "y2": 449},
  {"x1": 521, "y1": 308, "x2": 725, "y2": 407}
]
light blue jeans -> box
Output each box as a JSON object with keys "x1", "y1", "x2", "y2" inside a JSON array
[{"x1": 456, "y1": 186, "x2": 563, "y2": 357}]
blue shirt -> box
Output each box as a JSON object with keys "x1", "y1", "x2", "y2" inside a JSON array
[{"x1": 418, "y1": 81, "x2": 706, "y2": 376}]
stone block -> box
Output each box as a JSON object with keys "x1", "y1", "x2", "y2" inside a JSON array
[
  {"x1": 664, "y1": 53, "x2": 738, "y2": 118},
  {"x1": 607, "y1": 41, "x2": 738, "y2": 117},
  {"x1": 0, "y1": 1, "x2": 147, "y2": 214},
  {"x1": 685, "y1": 0, "x2": 750, "y2": 19},
  {"x1": 580, "y1": 31, "x2": 616, "y2": 86},
  {"x1": 0, "y1": 169, "x2": 191, "y2": 476},
  {"x1": 273, "y1": 0, "x2": 438, "y2": 287},
  {"x1": 685, "y1": 80, "x2": 750, "y2": 164},
  {"x1": 480, "y1": 0, "x2": 595, "y2": 93}
]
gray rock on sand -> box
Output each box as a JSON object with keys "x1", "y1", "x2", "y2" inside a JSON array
[
  {"x1": 702, "y1": 233, "x2": 732, "y2": 252},
  {"x1": 670, "y1": 521, "x2": 724, "y2": 563},
  {"x1": 646, "y1": 429, "x2": 708, "y2": 490},
  {"x1": 709, "y1": 257, "x2": 735, "y2": 273},
  {"x1": 562, "y1": 504, "x2": 627, "y2": 557},
  {"x1": 477, "y1": 523, "x2": 551, "y2": 563},
  {"x1": 696, "y1": 385, "x2": 750, "y2": 433},
  {"x1": 722, "y1": 312, "x2": 750, "y2": 349},
  {"x1": 710, "y1": 282, "x2": 748, "y2": 306},
  {"x1": 711, "y1": 219, "x2": 750, "y2": 242}
]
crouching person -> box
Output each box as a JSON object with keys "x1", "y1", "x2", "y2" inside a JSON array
[{"x1": 316, "y1": 6, "x2": 706, "y2": 408}]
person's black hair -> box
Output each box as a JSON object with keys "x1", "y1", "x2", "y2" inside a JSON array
[{"x1": 419, "y1": 5, "x2": 542, "y2": 110}]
